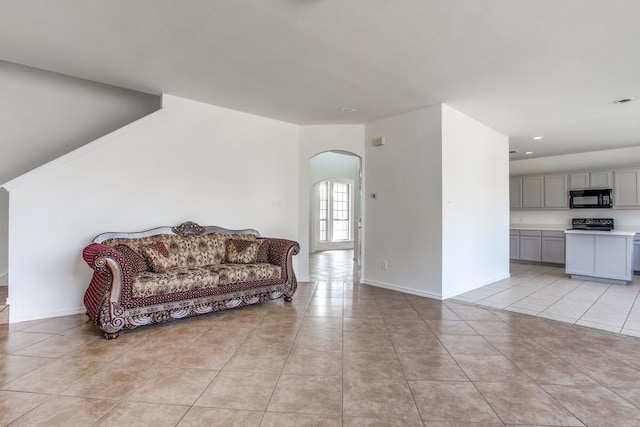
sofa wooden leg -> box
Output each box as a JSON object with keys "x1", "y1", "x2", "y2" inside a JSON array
[
  {"x1": 104, "y1": 331, "x2": 120, "y2": 340},
  {"x1": 284, "y1": 296, "x2": 293, "y2": 302}
]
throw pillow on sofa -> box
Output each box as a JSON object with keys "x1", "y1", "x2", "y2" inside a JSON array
[
  {"x1": 141, "y1": 242, "x2": 177, "y2": 273},
  {"x1": 256, "y1": 239, "x2": 270, "y2": 263},
  {"x1": 225, "y1": 239, "x2": 261, "y2": 264}
]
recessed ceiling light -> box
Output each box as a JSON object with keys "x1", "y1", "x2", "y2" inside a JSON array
[
  {"x1": 338, "y1": 107, "x2": 356, "y2": 113},
  {"x1": 614, "y1": 97, "x2": 635, "y2": 104},
  {"x1": 533, "y1": 136, "x2": 544, "y2": 140},
  {"x1": 525, "y1": 151, "x2": 534, "y2": 155}
]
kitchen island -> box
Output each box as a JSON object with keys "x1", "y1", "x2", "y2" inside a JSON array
[{"x1": 565, "y1": 229, "x2": 636, "y2": 285}]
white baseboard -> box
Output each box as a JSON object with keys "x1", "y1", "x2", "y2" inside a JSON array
[
  {"x1": 9, "y1": 306, "x2": 85, "y2": 324},
  {"x1": 441, "y1": 273, "x2": 511, "y2": 300},
  {"x1": 361, "y1": 278, "x2": 443, "y2": 300},
  {"x1": 362, "y1": 273, "x2": 512, "y2": 302}
]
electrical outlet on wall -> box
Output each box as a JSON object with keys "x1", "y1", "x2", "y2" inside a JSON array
[{"x1": 381, "y1": 260, "x2": 388, "y2": 270}]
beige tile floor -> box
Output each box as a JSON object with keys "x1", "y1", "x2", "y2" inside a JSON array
[
  {"x1": 3, "y1": 255, "x2": 640, "y2": 425},
  {"x1": 455, "y1": 262, "x2": 640, "y2": 336},
  {"x1": 309, "y1": 249, "x2": 360, "y2": 283}
]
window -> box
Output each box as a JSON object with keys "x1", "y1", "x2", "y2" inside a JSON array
[
  {"x1": 331, "y1": 182, "x2": 350, "y2": 241},
  {"x1": 317, "y1": 179, "x2": 352, "y2": 243},
  {"x1": 319, "y1": 181, "x2": 328, "y2": 241}
]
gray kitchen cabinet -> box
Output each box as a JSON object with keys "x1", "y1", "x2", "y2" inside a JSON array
[
  {"x1": 512, "y1": 174, "x2": 568, "y2": 209},
  {"x1": 510, "y1": 229, "x2": 520, "y2": 259},
  {"x1": 511, "y1": 229, "x2": 565, "y2": 265},
  {"x1": 544, "y1": 174, "x2": 569, "y2": 208},
  {"x1": 569, "y1": 173, "x2": 589, "y2": 189},
  {"x1": 570, "y1": 171, "x2": 613, "y2": 189},
  {"x1": 519, "y1": 230, "x2": 542, "y2": 262},
  {"x1": 541, "y1": 230, "x2": 565, "y2": 264},
  {"x1": 510, "y1": 177, "x2": 523, "y2": 209},
  {"x1": 634, "y1": 234, "x2": 640, "y2": 273},
  {"x1": 590, "y1": 171, "x2": 613, "y2": 188},
  {"x1": 522, "y1": 176, "x2": 544, "y2": 208},
  {"x1": 565, "y1": 230, "x2": 635, "y2": 284},
  {"x1": 614, "y1": 169, "x2": 640, "y2": 207}
]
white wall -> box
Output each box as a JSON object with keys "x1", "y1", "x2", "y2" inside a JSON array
[
  {"x1": 510, "y1": 145, "x2": 640, "y2": 229},
  {"x1": 0, "y1": 189, "x2": 7, "y2": 285},
  {"x1": 364, "y1": 106, "x2": 443, "y2": 298},
  {"x1": 298, "y1": 126, "x2": 365, "y2": 281},
  {"x1": 363, "y1": 104, "x2": 509, "y2": 299},
  {"x1": 441, "y1": 105, "x2": 510, "y2": 298},
  {"x1": 309, "y1": 152, "x2": 361, "y2": 252},
  {"x1": 0, "y1": 60, "x2": 160, "y2": 292},
  {"x1": 3, "y1": 95, "x2": 300, "y2": 322}
]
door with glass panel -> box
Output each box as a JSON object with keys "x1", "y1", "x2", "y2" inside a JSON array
[{"x1": 313, "y1": 178, "x2": 354, "y2": 251}]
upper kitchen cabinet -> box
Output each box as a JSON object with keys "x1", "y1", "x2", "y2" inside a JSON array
[
  {"x1": 544, "y1": 174, "x2": 569, "y2": 208},
  {"x1": 510, "y1": 177, "x2": 522, "y2": 209},
  {"x1": 569, "y1": 171, "x2": 612, "y2": 189},
  {"x1": 522, "y1": 176, "x2": 544, "y2": 208},
  {"x1": 590, "y1": 171, "x2": 613, "y2": 188},
  {"x1": 569, "y1": 172, "x2": 589, "y2": 189},
  {"x1": 614, "y1": 168, "x2": 640, "y2": 207},
  {"x1": 511, "y1": 174, "x2": 569, "y2": 209}
]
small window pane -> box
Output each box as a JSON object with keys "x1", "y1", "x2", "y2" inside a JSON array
[
  {"x1": 331, "y1": 182, "x2": 350, "y2": 241},
  {"x1": 318, "y1": 181, "x2": 329, "y2": 241}
]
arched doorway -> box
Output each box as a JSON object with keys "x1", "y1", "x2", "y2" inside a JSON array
[{"x1": 308, "y1": 151, "x2": 362, "y2": 282}]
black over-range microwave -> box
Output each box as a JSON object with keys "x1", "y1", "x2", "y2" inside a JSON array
[{"x1": 569, "y1": 188, "x2": 613, "y2": 209}]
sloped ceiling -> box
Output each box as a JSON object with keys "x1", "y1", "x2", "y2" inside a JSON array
[
  {"x1": 0, "y1": 61, "x2": 160, "y2": 184},
  {"x1": 1, "y1": 0, "x2": 639, "y2": 159}
]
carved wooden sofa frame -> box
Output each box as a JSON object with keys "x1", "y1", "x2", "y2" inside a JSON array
[{"x1": 82, "y1": 222, "x2": 299, "y2": 339}]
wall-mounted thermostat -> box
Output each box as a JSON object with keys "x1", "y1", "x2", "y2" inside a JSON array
[{"x1": 372, "y1": 137, "x2": 385, "y2": 146}]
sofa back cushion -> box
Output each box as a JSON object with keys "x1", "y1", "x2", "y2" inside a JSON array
[
  {"x1": 165, "y1": 234, "x2": 226, "y2": 268},
  {"x1": 103, "y1": 232, "x2": 259, "y2": 271},
  {"x1": 140, "y1": 242, "x2": 176, "y2": 273}
]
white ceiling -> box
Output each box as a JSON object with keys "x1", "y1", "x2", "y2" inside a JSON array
[{"x1": 1, "y1": 0, "x2": 639, "y2": 160}]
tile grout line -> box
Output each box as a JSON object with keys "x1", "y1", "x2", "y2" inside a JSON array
[
  {"x1": 475, "y1": 264, "x2": 640, "y2": 336},
  {"x1": 573, "y1": 282, "x2": 626, "y2": 332},
  {"x1": 620, "y1": 286, "x2": 640, "y2": 334},
  {"x1": 384, "y1": 298, "x2": 424, "y2": 425},
  {"x1": 260, "y1": 281, "x2": 315, "y2": 421},
  {"x1": 433, "y1": 309, "x2": 507, "y2": 426}
]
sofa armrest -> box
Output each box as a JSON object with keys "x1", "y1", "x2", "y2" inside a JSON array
[
  {"x1": 259, "y1": 238, "x2": 300, "y2": 300},
  {"x1": 82, "y1": 243, "x2": 131, "y2": 338}
]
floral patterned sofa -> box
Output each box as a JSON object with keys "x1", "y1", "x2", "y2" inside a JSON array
[{"x1": 82, "y1": 221, "x2": 299, "y2": 339}]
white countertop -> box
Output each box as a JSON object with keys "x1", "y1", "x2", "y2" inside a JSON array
[
  {"x1": 510, "y1": 224, "x2": 640, "y2": 233},
  {"x1": 564, "y1": 229, "x2": 637, "y2": 236},
  {"x1": 510, "y1": 224, "x2": 568, "y2": 231}
]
